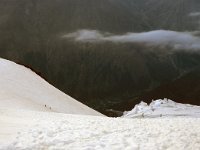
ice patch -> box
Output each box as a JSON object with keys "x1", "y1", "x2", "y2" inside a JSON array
[{"x1": 123, "y1": 99, "x2": 200, "y2": 118}]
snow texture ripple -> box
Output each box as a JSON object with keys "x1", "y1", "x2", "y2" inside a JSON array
[{"x1": 1, "y1": 109, "x2": 200, "y2": 150}]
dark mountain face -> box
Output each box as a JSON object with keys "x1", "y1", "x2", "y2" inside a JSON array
[
  {"x1": 0, "y1": 0, "x2": 200, "y2": 115},
  {"x1": 142, "y1": 66, "x2": 200, "y2": 106},
  {"x1": 115, "y1": 66, "x2": 200, "y2": 113}
]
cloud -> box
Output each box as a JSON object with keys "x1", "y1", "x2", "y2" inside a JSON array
[
  {"x1": 188, "y1": 12, "x2": 200, "y2": 17},
  {"x1": 63, "y1": 29, "x2": 200, "y2": 50},
  {"x1": 63, "y1": 30, "x2": 105, "y2": 42}
]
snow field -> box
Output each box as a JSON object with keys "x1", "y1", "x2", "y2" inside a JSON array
[
  {"x1": 1, "y1": 109, "x2": 200, "y2": 150},
  {"x1": 1, "y1": 58, "x2": 200, "y2": 150}
]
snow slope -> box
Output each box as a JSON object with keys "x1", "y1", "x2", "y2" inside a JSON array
[
  {"x1": 1, "y1": 58, "x2": 200, "y2": 149},
  {"x1": 123, "y1": 99, "x2": 200, "y2": 118},
  {"x1": 0, "y1": 58, "x2": 102, "y2": 116},
  {"x1": 0, "y1": 109, "x2": 200, "y2": 150}
]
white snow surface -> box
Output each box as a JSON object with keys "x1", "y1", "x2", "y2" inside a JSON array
[
  {"x1": 1, "y1": 57, "x2": 200, "y2": 149},
  {"x1": 0, "y1": 58, "x2": 102, "y2": 116},
  {"x1": 123, "y1": 99, "x2": 200, "y2": 118},
  {"x1": 0, "y1": 109, "x2": 200, "y2": 150}
]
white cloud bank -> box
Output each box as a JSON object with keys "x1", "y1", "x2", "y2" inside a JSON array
[
  {"x1": 189, "y1": 12, "x2": 200, "y2": 17},
  {"x1": 63, "y1": 29, "x2": 200, "y2": 50}
]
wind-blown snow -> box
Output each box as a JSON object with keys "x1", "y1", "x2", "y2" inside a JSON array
[
  {"x1": 0, "y1": 58, "x2": 102, "y2": 116},
  {"x1": 123, "y1": 99, "x2": 200, "y2": 118},
  {"x1": 0, "y1": 109, "x2": 200, "y2": 150}
]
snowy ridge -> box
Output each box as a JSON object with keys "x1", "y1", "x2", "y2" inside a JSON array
[
  {"x1": 0, "y1": 58, "x2": 102, "y2": 116},
  {"x1": 123, "y1": 99, "x2": 200, "y2": 118}
]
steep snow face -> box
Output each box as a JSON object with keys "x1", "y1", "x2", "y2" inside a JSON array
[
  {"x1": 1, "y1": 109, "x2": 200, "y2": 149},
  {"x1": 0, "y1": 58, "x2": 103, "y2": 116},
  {"x1": 123, "y1": 99, "x2": 200, "y2": 118}
]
